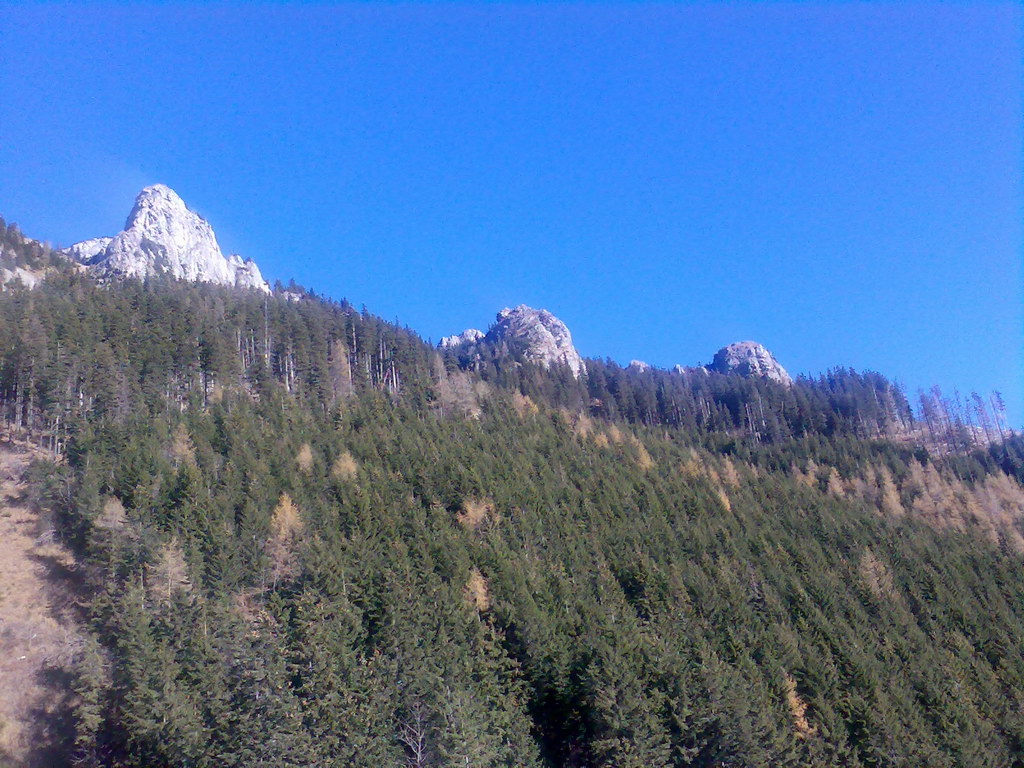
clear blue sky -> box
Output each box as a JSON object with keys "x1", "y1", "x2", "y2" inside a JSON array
[{"x1": 1, "y1": 3, "x2": 1020, "y2": 423}]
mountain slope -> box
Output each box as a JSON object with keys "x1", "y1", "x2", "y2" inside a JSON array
[
  {"x1": 0, "y1": 217, "x2": 1021, "y2": 767},
  {"x1": 39, "y1": 371, "x2": 1024, "y2": 767}
]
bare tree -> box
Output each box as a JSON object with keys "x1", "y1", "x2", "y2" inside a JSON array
[{"x1": 398, "y1": 700, "x2": 432, "y2": 768}]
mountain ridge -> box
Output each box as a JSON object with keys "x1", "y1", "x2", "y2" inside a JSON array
[
  {"x1": 9, "y1": 184, "x2": 801, "y2": 384},
  {"x1": 62, "y1": 184, "x2": 270, "y2": 293}
]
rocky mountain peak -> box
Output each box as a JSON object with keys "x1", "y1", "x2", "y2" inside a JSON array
[
  {"x1": 63, "y1": 185, "x2": 270, "y2": 293},
  {"x1": 124, "y1": 183, "x2": 190, "y2": 230},
  {"x1": 708, "y1": 341, "x2": 791, "y2": 384},
  {"x1": 488, "y1": 304, "x2": 584, "y2": 378},
  {"x1": 439, "y1": 328, "x2": 485, "y2": 349},
  {"x1": 440, "y1": 305, "x2": 585, "y2": 378}
]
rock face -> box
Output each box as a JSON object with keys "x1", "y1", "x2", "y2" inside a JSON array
[
  {"x1": 628, "y1": 360, "x2": 650, "y2": 372},
  {"x1": 439, "y1": 328, "x2": 484, "y2": 349},
  {"x1": 708, "y1": 341, "x2": 791, "y2": 384},
  {"x1": 64, "y1": 185, "x2": 270, "y2": 293},
  {"x1": 673, "y1": 364, "x2": 708, "y2": 377},
  {"x1": 63, "y1": 236, "x2": 112, "y2": 265},
  {"x1": 441, "y1": 305, "x2": 585, "y2": 378},
  {"x1": 0, "y1": 266, "x2": 46, "y2": 289},
  {"x1": 488, "y1": 305, "x2": 585, "y2": 377}
]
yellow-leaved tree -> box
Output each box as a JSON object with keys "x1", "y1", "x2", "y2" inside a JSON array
[{"x1": 267, "y1": 493, "x2": 304, "y2": 587}]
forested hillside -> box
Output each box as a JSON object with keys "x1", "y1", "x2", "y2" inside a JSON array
[{"x1": 0, "y1": 226, "x2": 1022, "y2": 767}]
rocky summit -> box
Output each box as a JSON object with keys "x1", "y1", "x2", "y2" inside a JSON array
[
  {"x1": 708, "y1": 340, "x2": 792, "y2": 384},
  {"x1": 442, "y1": 305, "x2": 585, "y2": 378},
  {"x1": 439, "y1": 328, "x2": 485, "y2": 349},
  {"x1": 63, "y1": 185, "x2": 269, "y2": 293},
  {"x1": 488, "y1": 305, "x2": 585, "y2": 377}
]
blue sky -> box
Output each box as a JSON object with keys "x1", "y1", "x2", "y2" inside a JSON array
[{"x1": 1, "y1": 3, "x2": 1020, "y2": 423}]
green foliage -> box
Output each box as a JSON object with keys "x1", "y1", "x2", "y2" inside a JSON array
[{"x1": 0, "y1": 267, "x2": 1021, "y2": 767}]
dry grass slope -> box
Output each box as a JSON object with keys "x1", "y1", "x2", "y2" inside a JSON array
[{"x1": 0, "y1": 444, "x2": 83, "y2": 768}]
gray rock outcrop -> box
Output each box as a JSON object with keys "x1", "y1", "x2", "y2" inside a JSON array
[
  {"x1": 708, "y1": 341, "x2": 791, "y2": 384},
  {"x1": 673, "y1": 364, "x2": 708, "y2": 377},
  {"x1": 487, "y1": 305, "x2": 585, "y2": 378},
  {"x1": 440, "y1": 305, "x2": 585, "y2": 378},
  {"x1": 63, "y1": 236, "x2": 112, "y2": 265},
  {"x1": 439, "y1": 328, "x2": 485, "y2": 349},
  {"x1": 0, "y1": 266, "x2": 46, "y2": 289}
]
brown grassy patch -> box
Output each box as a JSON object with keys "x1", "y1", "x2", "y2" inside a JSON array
[
  {"x1": 783, "y1": 674, "x2": 816, "y2": 738},
  {"x1": 464, "y1": 567, "x2": 491, "y2": 611},
  {"x1": 457, "y1": 497, "x2": 496, "y2": 531},
  {"x1": 0, "y1": 445, "x2": 86, "y2": 766}
]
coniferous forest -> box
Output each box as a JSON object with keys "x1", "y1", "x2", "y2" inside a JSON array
[{"x1": 1, "y1": 222, "x2": 1023, "y2": 767}]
